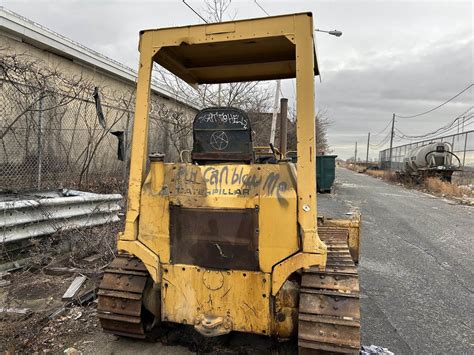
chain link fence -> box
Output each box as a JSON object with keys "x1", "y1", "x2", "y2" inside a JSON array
[
  {"x1": 0, "y1": 56, "x2": 196, "y2": 192},
  {"x1": 0, "y1": 78, "x2": 133, "y2": 190}
]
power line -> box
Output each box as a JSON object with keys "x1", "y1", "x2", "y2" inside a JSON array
[
  {"x1": 395, "y1": 107, "x2": 473, "y2": 140},
  {"x1": 371, "y1": 132, "x2": 391, "y2": 147},
  {"x1": 372, "y1": 117, "x2": 393, "y2": 137},
  {"x1": 396, "y1": 115, "x2": 473, "y2": 139},
  {"x1": 254, "y1": 0, "x2": 270, "y2": 16},
  {"x1": 394, "y1": 121, "x2": 474, "y2": 143},
  {"x1": 395, "y1": 115, "x2": 473, "y2": 141},
  {"x1": 370, "y1": 129, "x2": 392, "y2": 148},
  {"x1": 395, "y1": 83, "x2": 473, "y2": 119},
  {"x1": 182, "y1": 0, "x2": 208, "y2": 23}
]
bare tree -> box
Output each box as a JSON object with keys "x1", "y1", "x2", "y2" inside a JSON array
[
  {"x1": 285, "y1": 109, "x2": 331, "y2": 154},
  {"x1": 0, "y1": 50, "x2": 90, "y2": 141},
  {"x1": 202, "y1": 0, "x2": 235, "y2": 22},
  {"x1": 315, "y1": 112, "x2": 331, "y2": 154}
]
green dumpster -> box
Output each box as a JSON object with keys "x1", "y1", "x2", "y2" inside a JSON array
[{"x1": 316, "y1": 155, "x2": 337, "y2": 193}]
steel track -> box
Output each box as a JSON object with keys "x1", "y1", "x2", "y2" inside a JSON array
[
  {"x1": 97, "y1": 255, "x2": 150, "y2": 338},
  {"x1": 298, "y1": 227, "x2": 361, "y2": 353}
]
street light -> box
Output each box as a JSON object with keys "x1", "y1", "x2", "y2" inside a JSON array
[{"x1": 315, "y1": 29, "x2": 343, "y2": 37}]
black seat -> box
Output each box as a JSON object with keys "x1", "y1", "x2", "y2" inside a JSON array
[{"x1": 192, "y1": 107, "x2": 253, "y2": 164}]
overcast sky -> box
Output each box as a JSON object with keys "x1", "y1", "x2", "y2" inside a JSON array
[{"x1": 3, "y1": 0, "x2": 473, "y2": 159}]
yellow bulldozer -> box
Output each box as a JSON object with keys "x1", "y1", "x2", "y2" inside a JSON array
[{"x1": 97, "y1": 13, "x2": 362, "y2": 353}]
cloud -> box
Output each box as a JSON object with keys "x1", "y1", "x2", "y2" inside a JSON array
[
  {"x1": 3, "y1": 0, "x2": 473, "y2": 159},
  {"x1": 318, "y1": 30, "x2": 473, "y2": 158}
]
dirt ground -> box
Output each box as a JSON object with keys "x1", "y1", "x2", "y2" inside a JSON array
[
  {"x1": 0, "y1": 223, "x2": 119, "y2": 354},
  {"x1": 0, "y1": 222, "x2": 295, "y2": 354}
]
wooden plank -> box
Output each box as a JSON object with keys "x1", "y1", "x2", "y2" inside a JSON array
[{"x1": 62, "y1": 276, "x2": 87, "y2": 301}]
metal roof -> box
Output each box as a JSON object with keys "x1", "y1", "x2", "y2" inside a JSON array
[
  {"x1": 0, "y1": 7, "x2": 199, "y2": 110},
  {"x1": 147, "y1": 12, "x2": 320, "y2": 85}
]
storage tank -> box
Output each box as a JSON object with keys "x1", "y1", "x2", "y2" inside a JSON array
[{"x1": 400, "y1": 142, "x2": 460, "y2": 182}]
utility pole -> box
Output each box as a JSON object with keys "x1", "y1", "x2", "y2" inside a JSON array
[
  {"x1": 366, "y1": 132, "x2": 370, "y2": 164},
  {"x1": 388, "y1": 113, "x2": 395, "y2": 170},
  {"x1": 269, "y1": 80, "x2": 281, "y2": 147},
  {"x1": 354, "y1": 141, "x2": 358, "y2": 163}
]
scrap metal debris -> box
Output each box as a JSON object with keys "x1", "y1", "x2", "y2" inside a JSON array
[
  {"x1": 361, "y1": 344, "x2": 395, "y2": 355},
  {"x1": 62, "y1": 276, "x2": 87, "y2": 301},
  {"x1": 0, "y1": 307, "x2": 31, "y2": 316}
]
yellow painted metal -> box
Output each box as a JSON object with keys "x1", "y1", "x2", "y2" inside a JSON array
[
  {"x1": 121, "y1": 34, "x2": 156, "y2": 242},
  {"x1": 136, "y1": 162, "x2": 299, "y2": 271},
  {"x1": 117, "y1": 240, "x2": 160, "y2": 281},
  {"x1": 120, "y1": 13, "x2": 323, "y2": 252},
  {"x1": 114, "y1": 12, "x2": 331, "y2": 337},
  {"x1": 271, "y1": 252, "x2": 325, "y2": 296},
  {"x1": 161, "y1": 264, "x2": 271, "y2": 335},
  {"x1": 294, "y1": 15, "x2": 325, "y2": 254},
  {"x1": 148, "y1": 14, "x2": 319, "y2": 84},
  {"x1": 150, "y1": 158, "x2": 165, "y2": 193}
]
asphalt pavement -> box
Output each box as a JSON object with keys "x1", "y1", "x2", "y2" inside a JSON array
[{"x1": 318, "y1": 167, "x2": 473, "y2": 354}]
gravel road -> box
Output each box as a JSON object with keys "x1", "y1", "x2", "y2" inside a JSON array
[{"x1": 318, "y1": 167, "x2": 473, "y2": 354}]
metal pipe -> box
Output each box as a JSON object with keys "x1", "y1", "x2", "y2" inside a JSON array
[
  {"x1": 269, "y1": 80, "x2": 281, "y2": 148},
  {"x1": 37, "y1": 95, "x2": 44, "y2": 189},
  {"x1": 279, "y1": 98, "x2": 288, "y2": 159}
]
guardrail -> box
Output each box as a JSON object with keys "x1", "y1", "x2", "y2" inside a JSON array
[{"x1": 0, "y1": 189, "x2": 122, "y2": 243}]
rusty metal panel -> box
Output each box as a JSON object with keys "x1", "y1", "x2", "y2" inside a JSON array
[
  {"x1": 192, "y1": 108, "x2": 253, "y2": 164},
  {"x1": 97, "y1": 291, "x2": 142, "y2": 317},
  {"x1": 299, "y1": 289, "x2": 360, "y2": 319},
  {"x1": 169, "y1": 206, "x2": 259, "y2": 271},
  {"x1": 108, "y1": 257, "x2": 149, "y2": 272},
  {"x1": 100, "y1": 273, "x2": 148, "y2": 294},
  {"x1": 299, "y1": 314, "x2": 360, "y2": 352},
  {"x1": 301, "y1": 272, "x2": 360, "y2": 292},
  {"x1": 161, "y1": 265, "x2": 271, "y2": 335}
]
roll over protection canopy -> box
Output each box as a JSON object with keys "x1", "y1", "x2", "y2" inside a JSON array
[{"x1": 143, "y1": 12, "x2": 320, "y2": 84}]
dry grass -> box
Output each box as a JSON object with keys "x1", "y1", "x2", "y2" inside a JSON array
[
  {"x1": 365, "y1": 169, "x2": 385, "y2": 178},
  {"x1": 365, "y1": 169, "x2": 398, "y2": 182},
  {"x1": 424, "y1": 177, "x2": 473, "y2": 199},
  {"x1": 344, "y1": 164, "x2": 366, "y2": 173}
]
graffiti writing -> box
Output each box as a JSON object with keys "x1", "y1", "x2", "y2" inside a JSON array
[
  {"x1": 197, "y1": 111, "x2": 249, "y2": 129},
  {"x1": 172, "y1": 166, "x2": 289, "y2": 203}
]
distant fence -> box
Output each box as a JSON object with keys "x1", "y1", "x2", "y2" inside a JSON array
[{"x1": 379, "y1": 130, "x2": 474, "y2": 174}]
